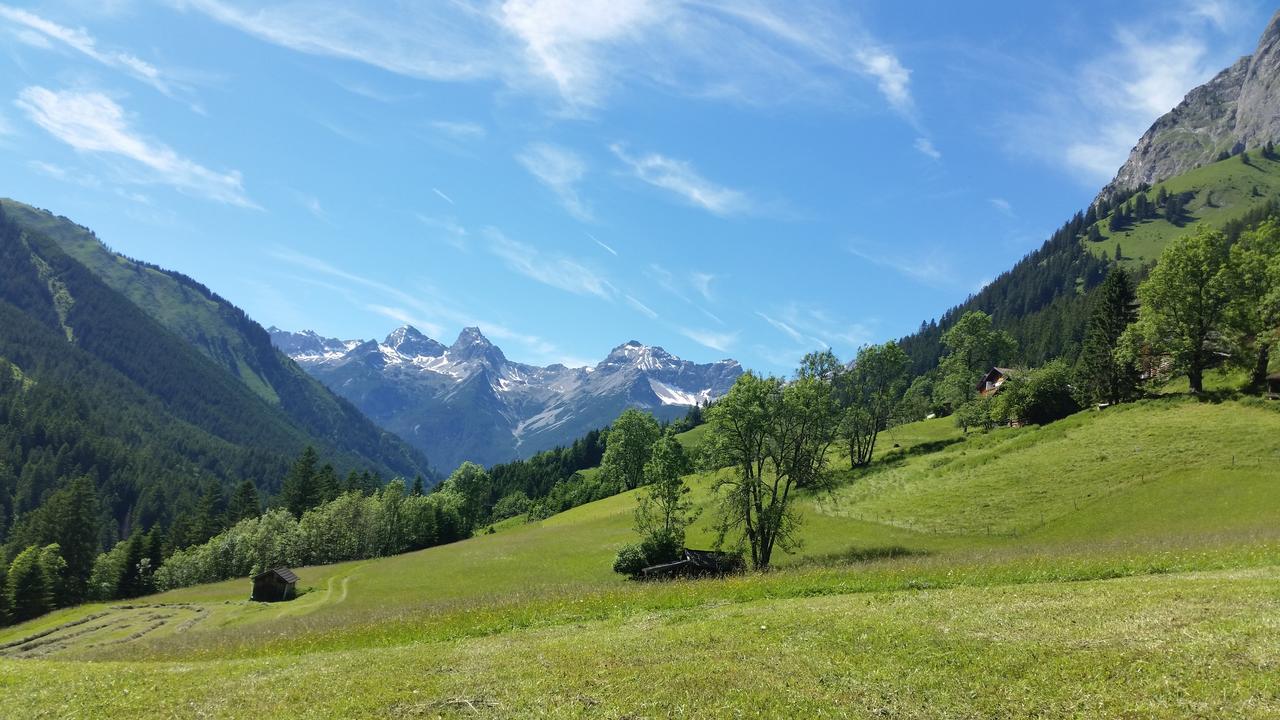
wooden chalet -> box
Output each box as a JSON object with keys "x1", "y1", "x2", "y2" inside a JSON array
[
  {"x1": 976, "y1": 367, "x2": 1018, "y2": 398},
  {"x1": 251, "y1": 567, "x2": 298, "y2": 602},
  {"x1": 1268, "y1": 371, "x2": 1280, "y2": 400},
  {"x1": 641, "y1": 548, "x2": 744, "y2": 579}
]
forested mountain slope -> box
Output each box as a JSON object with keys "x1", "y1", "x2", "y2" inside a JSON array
[
  {"x1": 0, "y1": 204, "x2": 424, "y2": 548},
  {"x1": 899, "y1": 149, "x2": 1280, "y2": 375},
  {"x1": 0, "y1": 199, "x2": 431, "y2": 482}
]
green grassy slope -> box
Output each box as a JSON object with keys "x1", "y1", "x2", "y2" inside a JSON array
[
  {"x1": 1087, "y1": 153, "x2": 1280, "y2": 265},
  {"x1": 2, "y1": 399, "x2": 1278, "y2": 716}
]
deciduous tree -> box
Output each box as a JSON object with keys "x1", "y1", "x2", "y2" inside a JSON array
[
  {"x1": 599, "y1": 408, "x2": 661, "y2": 491},
  {"x1": 1126, "y1": 227, "x2": 1233, "y2": 393}
]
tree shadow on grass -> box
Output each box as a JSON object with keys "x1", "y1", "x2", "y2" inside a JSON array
[{"x1": 792, "y1": 545, "x2": 928, "y2": 569}]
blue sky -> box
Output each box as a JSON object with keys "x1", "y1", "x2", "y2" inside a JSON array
[{"x1": 1, "y1": 1, "x2": 1273, "y2": 372}]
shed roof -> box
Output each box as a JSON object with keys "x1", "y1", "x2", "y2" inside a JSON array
[
  {"x1": 1268, "y1": 371, "x2": 1280, "y2": 381},
  {"x1": 254, "y1": 567, "x2": 298, "y2": 583}
]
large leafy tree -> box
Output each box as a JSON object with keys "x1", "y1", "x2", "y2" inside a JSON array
[
  {"x1": 1127, "y1": 227, "x2": 1234, "y2": 394},
  {"x1": 1224, "y1": 220, "x2": 1280, "y2": 389},
  {"x1": 705, "y1": 371, "x2": 838, "y2": 570},
  {"x1": 599, "y1": 408, "x2": 661, "y2": 491},
  {"x1": 837, "y1": 342, "x2": 910, "y2": 468},
  {"x1": 1076, "y1": 267, "x2": 1140, "y2": 405},
  {"x1": 936, "y1": 311, "x2": 1017, "y2": 410},
  {"x1": 439, "y1": 462, "x2": 491, "y2": 531},
  {"x1": 618, "y1": 431, "x2": 699, "y2": 572}
]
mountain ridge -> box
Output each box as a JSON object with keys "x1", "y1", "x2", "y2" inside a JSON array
[
  {"x1": 269, "y1": 325, "x2": 742, "y2": 470},
  {"x1": 0, "y1": 198, "x2": 435, "y2": 483}
]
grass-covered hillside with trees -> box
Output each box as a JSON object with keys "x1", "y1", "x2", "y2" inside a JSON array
[
  {"x1": 0, "y1": 393, "x2": 1276, "y2": 716},
  {"x1": 0, "y1": 202, "x2": 433, "y2": 619},
  {"x1": 899, "y1": 148, "x2": 1280, "y2": 374}
]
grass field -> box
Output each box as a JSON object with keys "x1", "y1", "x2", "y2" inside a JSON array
[
  {"x1": 1085, "y1": 153, "x2": 1280, "y2": 266},
  {"x1": 2, "y1": 397, "x2": 1278, "y2": 717}
]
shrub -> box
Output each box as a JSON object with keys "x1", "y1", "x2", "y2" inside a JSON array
[{"x1": 612, "y1": 543, "x2": 648, "y2": 576}]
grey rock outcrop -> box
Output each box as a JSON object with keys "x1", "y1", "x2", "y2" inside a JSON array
[{"x1": 1099, "y1": 10, "x2": 1280, "y2": 202}]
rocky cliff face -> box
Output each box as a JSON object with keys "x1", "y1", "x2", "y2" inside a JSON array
[{"x1": 1099, "y1": 10, "x2": 1280, "y2": 201}]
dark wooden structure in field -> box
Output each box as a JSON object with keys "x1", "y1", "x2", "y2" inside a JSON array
[
  {"x1": 1268, "y1": 371, "x2": 1280, "y2": 400},
  {"x1": 641, "y1": 548, "x2": 744, "y2": 579},
  {"x1": 251, "y1": 567, "x2": 298, "y2": 602},
  {"x1": 976, "y1": 367, "x2": 1018, "y2": 397}
]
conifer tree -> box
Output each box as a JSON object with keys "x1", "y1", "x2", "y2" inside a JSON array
[
  {"x1": 0, "y1": 562, "x2": 8, "y2": 625},
  {"x1": 282, "y1": 446, "x2": 321, "y2": 517},
  {"x1": 315, "y1": 463, "x2": 339, "y2": 503},
  {"x1": 1077, "y1": 267, "x2": 1140, "y2": 405},
  {"x1": 117, "y1": 531, "x2": 147, "y2": 598},
  {"x1": 7, "y1": 545, "x2": 52, "y2": 621},
  {"x1": 227, "y1": 480, "x2": 261, "y2": 523}
]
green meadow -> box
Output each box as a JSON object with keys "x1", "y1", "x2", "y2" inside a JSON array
[
  {"x1": 2, "y1": 396, "x2": 1278, "y2": 718},
  {"x1": 1087, "y1": 152, "x2": 1280, "y2": 266}
]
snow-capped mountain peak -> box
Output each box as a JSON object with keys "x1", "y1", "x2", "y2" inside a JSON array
[
  {"x1": 269, "y1": 326, "x2": 742, "y2": 470},
  {"x1": 384, "y1": 325, "x2": 447, "y2": 358}
]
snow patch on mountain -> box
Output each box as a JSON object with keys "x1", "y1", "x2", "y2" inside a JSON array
[{"x1": 268, "y1": 325, "x2": 742, "y2": 469}]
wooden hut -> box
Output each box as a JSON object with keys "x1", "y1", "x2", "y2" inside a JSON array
[
  {"x1": 976, "y1": 367, "x2": 1018, "y2": 397},
  {"x1": 641, "y1": 548, "x2": 744, "y2": 579},
  {"x1": 1267, "y1": 371, "x2": 1280, "y2": 400},
  {"x1": 251, "y1": 567, "x2": 298, "y2": 602}
]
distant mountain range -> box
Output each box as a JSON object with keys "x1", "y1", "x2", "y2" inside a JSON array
[{"x1": 270, "y1": 326, "x2": 742, "y2": 471}]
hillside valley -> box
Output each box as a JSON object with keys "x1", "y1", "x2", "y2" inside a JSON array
[{"x1": 3, "y1": 4, "x2": 1280, "y2": 719}]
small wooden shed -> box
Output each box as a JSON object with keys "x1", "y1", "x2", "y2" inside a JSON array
[
  {"x1": 641, "y1": 548, "x2": 744, "y2": 579},
  {"x1": 251, "y1": 567, "x2": 298, "y2": 602},
  {"x1": 1267, "y1": 371, "x2": 1280, "y2": 400},
  {"x1": 976, "y1": 367, "x2": 1018, "y2": 397}
]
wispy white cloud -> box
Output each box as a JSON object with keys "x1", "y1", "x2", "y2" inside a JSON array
[
  {"x1": 429, "y1": 119, "x2": 486, "y2": 140},
  {"x1": 756, "y1": 304, "x2": 874, "y2": 359},
  {"x1": 415, "y1": 213, "x2": 468, "y2": 250},
  {"x1": 678, "y1": 326, "x2": 738, "y2": 353},
  {"x1": 989, "y1": 197, "x2": 1014, "y2": 217},
  {"x1": 0, "y1": 5, "x2": 183, "y2": 98},
  {"x1": 690, "y1": 272, "x2": 716, "y2": 302},
  {"x1": 487, "y1": 228, "x2": 613, "y2": 299},
  {"x1": 16, "y1": 86, "x2": 256, "y2": 208},
  {"x1": 611, "y1": 143, "x2": 747, "y2": 216},
  {"x1": 516, "y1": 142, "x2": 591, "y2": 220},
  {"x1": 847, "y1": 241, "x2": 954, "y2": 289},
  {"x1": 587, "y1": 232, "x2": 617, "y2": 256},
  {"x1": 296, "y1": 192, "x2": 328, "y2": 222},
  {"x1": 432, "y1": 187, "x2": 455, "y2": 205},
  {"x1": 28, "y1": 159, "x2": 100, "y2": 188},
  {"x1": 855, "y1": 47, "x2": 913, "y2": 115},
  {"x1": 180, "y1": 0, "x2": 916, "y2": 118},
  {"x1": 270, "y1": 246, "x2": 569, "y2": 362},
  {"x1": 755, "y1": 311, "x2": 807, "y2": 344},
  {"x1": 365, "y1": 304, "x2": 444, "y2": 338},
  {"x1": 914, "y1": 137, "x2": 941, "y2": 160},
  {"x1": 625, "y1": 294, "x2": 658, "y2": 319},
  {"x1": 1005, "y1": 5, "x2": 1239, "y2": 184}
]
